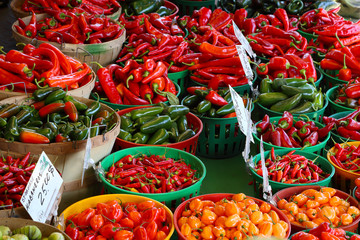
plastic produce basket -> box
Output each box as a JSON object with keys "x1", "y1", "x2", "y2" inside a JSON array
[
  {"x1": 168, "y1": 70, "x2": 189, "y2": 98},
  {"x1": 250, "y1": 149, "x2": 335, "y2": 198},
  {"x1": 172, "y1": 0, "x2": 216, "y2": 16},
  {"x1": 195, "y1": 103, "x2": 254, "y2": 159},
  {"x1": 256, "y1": 97, "x2": 328, "y2": 121},
  {"x1": 329, "y1": 111, "x2": 357, "y2": 144},
  {"x1": 319, "y1": 67, "x2": 347, "y2": 90},
  {"x1": 253, "y1": 116, "x2": 330, "y2": 155},
  {"x1": 272, "y1": 185, "x2": 360, "y2": 233},
  {"x1": 115, "y1": 106, "x2": 203, "y2": 155},
  {"x1": 297, "y1": 29, "x2": 318, "y2": 42},
  {"x1": 289, "y1": 230, "x2": 358, "y2": 240},
  {"x1": 353, "y1": 186, "x2": 359, "y2": 201},
  {"x1": 59, "y1": 194, "x2": 174, "y2": 239},
  {"x1": 164, "y1": 0, "x2": 179, "y2": 18},
  {"x1": 174, "y1": 193, "x2": 291, "y2": 240},
  {"x1": 328, "y1": 141, "x2": 360, "y2": 192},
  {"x1": 326, "y1": 86, "x2": 355, "y2": 114},
  {"x1": 98, "y1": 146, "x2": 206, "y2": 210},
  {"x1": 91, "y1": 81, "x2": 180, "y2": 111}
]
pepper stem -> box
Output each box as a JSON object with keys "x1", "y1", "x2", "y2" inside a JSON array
[
  {"x1": 90, "y1": 61, "x2": 104, "y2": 69},
  {"x1": 335, "y1": 32, "x2": 345, "y2": 48}
]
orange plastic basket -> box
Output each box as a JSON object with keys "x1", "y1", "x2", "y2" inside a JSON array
[
  {"x1": 115, "y1": 106, "x2": 203, "y2": 155},
  {"x1": 174, "y1": 193, "x2": 291, "y2": 240}
]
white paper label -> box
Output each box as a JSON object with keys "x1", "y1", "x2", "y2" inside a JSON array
[
  {"x1": 21, "y1": 152, "x2": 63, "y2": 223},
  {"x1": 260, "y1": 137, "x2": 273, "y2": 202},
  {"x1": 236, "y1": 45, "x2": 254, "y2": 83},
  {"x1": 232, "y1": 20, "x2": 256, "y2": 59},
  {"x1": 229, "y1": 86, "x2": 254, "y2": 143},
  {"x1": 81, "y1": 128, "x2": 94, "y2": 186}
]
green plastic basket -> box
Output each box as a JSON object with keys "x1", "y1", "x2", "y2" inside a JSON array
[
  {"x1": 98, "y1": 146, "x2": 206, "y2": 210},
  {"x1": 253, "y1": 116, "x2": 330, "y2": 155},
  {"x1": 329, "y1": 111, "x2": 357, "y2": 145},
  {"x1": 168, "y1": 70, "x2": 189, "y2": 98},
  {"x1": 319, "y1": 67, "x2": 347, "y2": 91},
  {"x1": 326, "y1": 86, "x2": 355, "y2": 114},
  {"x1": 297, "y1": 29, "x2": 318, "y2": 42},
  {"x1": 195, "y1": 103, "x2": 254, "y2": 159},
  {"x1": 256, "y1": 96, "x2": 328, "y2": 121},
  {"x1": 251, "y1": 149, "x2": 334, "y2": 198},
  {"x1": 172, "y1": 0, "x2": 216, "y2": 16},
  {"x1": 91, "y1": 81, "x2": 181, "y2": 111}
]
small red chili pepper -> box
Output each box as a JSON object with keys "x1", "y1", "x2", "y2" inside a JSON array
[{"x1": 64, "y1": 101, "x2": 78, "y2": 122}]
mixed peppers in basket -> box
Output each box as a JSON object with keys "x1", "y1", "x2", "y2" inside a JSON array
[
  {"x1": 104, "y1": 153, "x2": 199, "y2": 193},
  {"x1": 254, "y1": 148, "x2": 330, "y2": 184},
  {"x1": 119, "y1": 105, "x2": 195, "y2": 145},
  {"x1": 256, "y1": 112, "x2": 332, "y2": 148},
  {"x1": 323, "y1": 110, "x2": 360, "y2": 141},
  {"x1": 334, "y1": 81, "x2": 360, "y2": 109},
  {"x1": 329, "y1": 143, "x2": 360, "y2": 173},
  {"x1": 0, "y1": 87, "x2": 116, "y2": 143},
  {"x1": 65, "y1": 199, "x2": 171, "y2": 240}
]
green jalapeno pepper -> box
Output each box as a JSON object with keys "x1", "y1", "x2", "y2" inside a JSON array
[
  {"x1": 0, "y1": 117, "x2": 6, "y2": 128},
  {"x1": 44, "y1": 122, "x2": 58, "y2": 136},
  {"x1": 168, "y1": 122, "x2": 179, "y2": 142},
  {"x1": 258, "y1": 92, "x2": 289, "y2": 107},
  {"x1": 216, "y1": 102, "x2": 234, "y2": 116},
  {"x1": 130, "y1": 106, "x2": 163, "y2": 120},
  {"x1": 182, "y1": 95, "x2": 201, "y2": 108},
  {"x1": 208, "y1": 108, "x2": 217, "y2": 118},
  {"x1": 260, "y1": 78, "x2": 273, "y2": 93},
  {"x1": 85, "y1": 98, "x2": 101, "y2": 117},
  {"x1": 130, "y1": 0, "x2": 163, "y2": 15},
  {"x1": 270, "y1": 93, "x2": 302, "y2": 112},
  {"x1": 120, "y1": 115, "x2": 133, "y2": 131},
  {"x1": 6, "y1": 116, "x2": 19, "y2": 137},
  {"x1": 272, "y1": 78, "x2": 307, "y2": 90},
  {"x1": 78, "y1": 115, "x2": 91, "y2": 127},
  {"x1": 286, "y1": 0, "x2": 304, "y2": 15},
  {"x1": 218, "y1": 88, "x2": 230, "y2": 97},
  {"x1": 70, "y1": 128, "x2": 89, "y2": 141},
  {"x1": 64, "y1": 95, "x2": 88, "y2": 111},
  {"x1": 163, "y1": 105, "x2": 189, "y2": 119},
  {"x1": 147, "y1": 129, "x2": 169, "y2": 145},
  {"x1": 33, "y1": 87, "x2": 62, "y2": 101},
  {"x1": 140, "y1": 115, "x2": 172, "y2": 134},
  {"x1": 45, "y1": 89, "x2": 67, "y2": 105},
  {"x1": 289, "y1": 101, "x2": 314, "y2": 114},
  {"x1": 281, "y1": 84, "x2": 316, "y2": 101},
  {"x1": 155, "y1": 6, "x2": 172, "y2": 16},
  {"x1": 26, "y1": 120, "x2": 43, "y2": 127},
  {"x1": 118, "y1": 129, "x2": 132, "y2": 141},
  {"x1": 37, "y1": 128, "x2": 55, "y2": 141},
  {"x1": 132, "y1": 132, "x2": 149, "y2": 144},
  {"x1": 49, "y1": 113, "x2": 63, "y2": 124},
  {"x1": 177, "y1": 115, "x2": 188, "y2": 133},
  {"x1": 194, "y1": 89, "x2": 210, "y2": 98},
  {"x1": 313, "y1": 90, "x2": 324, "y2": 110},
  {"x1": 135, "y1": 116, "x2": 154, "y2": 126},
  {"x1": 0, "y1": 104, "x2": 21, "y2": 118},
  {"x1": 197, "y1": 100, "x2": 212, "y2": 114},
  {"x1": 224, "y1": 92, "x2": 232, "y2": 103},
  {"x1": 176, "y1": 129, "x2": 195, "y2": 142},
  {"x1": 16, "y1": 107, "x2": 35, "y2": 125},
  {"x1": 95, "y1": 110, "x2": 111, "y2": 120}
]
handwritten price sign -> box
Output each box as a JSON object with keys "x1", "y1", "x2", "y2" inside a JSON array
[{"x1": 21, "y1": 151, "x2": 63, "y2": 223}]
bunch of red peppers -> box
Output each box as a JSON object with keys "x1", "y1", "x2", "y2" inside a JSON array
[
  {"x1": 256, "y1": 53, "x2": 318, "y2": 81},
  {"x1": 0, "y1": 152, "x2": 35, "y2": 209},
  {"x1": 16, "y1": 11, "x2": 124, "y2": 44},
  {"x1": 334, "y1": 80, "x2": 360, "y2": 109},
  {"x1": 257, "y1": 112, "x2": 333, "y2": 148},
  {"x1": 323, "y1": 109, "x2": 360, "y2": 141},
  {"x1": 21, "y1": 0, "x2": 120, "y2": 17},
  {"x1": 0, "y1": 43, "x2": 91, "y2": 92},
  {"x1": 104, "y1": 154, "x2": 199, "y2": 194},
  {"x1": 329, "y1": 142, "x2": 360, "y2": 173},
  {"x1": 255, "y1": 148, "x2": 329, "y2": 184},
  {"x1": 65, "y1": 199, "x2": 170, "y2": 240},
  {"x1": 94, "y1": 59, "x2": 178, "y2": 105},
  {"x1": 292, "y1": 222, "x2": 360, "y2": 240}
]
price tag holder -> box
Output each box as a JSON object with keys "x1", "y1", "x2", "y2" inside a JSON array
[
  {"x1": 260, "y1": 137, "x2": 273, "y2": 203},
  {"x1": 232, "y1": 20, "x2": 256, "y2": 59},
  {"x1": 21, "y1": 152, "x2": 63, "y2": 223},
  {"x1": 81, "y1": 127, "x2": 95, "y2": 186}
]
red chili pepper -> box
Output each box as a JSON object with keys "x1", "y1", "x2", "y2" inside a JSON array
[
  {"x1": 64, "y1": 101, "x2": 78, "y2": 122},
  {"x1": 257, "y1": 115, "x2": 270, "y2": 133},
  {"x1": 278, "y1": 111, "x2": 293, "y2": 131},
  {"x1": 274, "y1": 8, "x2": 290, "y2": 31},
  {"x1": 24, "y1": 11, "x2": 37, "y2": 38},
  {"x1": 19, "y1": 131, "x2": 50, "y2": 144},
  {"x1": 317, "y1": 122, "x2": 334, "y2": 140},
  {"x1": 278, "y1": 128, "x2": 294, "y2": 148},
  {"x1": 204, "y1": 90, "x2": 228, "y2": 106},
  {"x1": 303, "y1": 131, "x2": 319, "y2": 148},
  {"x1": 141, "y1": 61, "x2": 167, "y2": 84},
  {"x1": 139, "y1": 84, "x2": 154, "y2": 104},
  {"x1": 199, "y1": 42, "x2": 236, "y2": 59},
  {"x1": 0, "y1": 68, "x2": 37, "y2": 91},
  {"x1": 93, "y1": 63, "x2": 122, "y2": 104},
  {"x1": 0, "y1": 58, "x2": 33, "y2": 80},
  {"x1": 39, "y1": 43, "x2": 72, "y2": 75},
  {"x1": 270, "y1": 126, "x2": 282, "y2": 146}
]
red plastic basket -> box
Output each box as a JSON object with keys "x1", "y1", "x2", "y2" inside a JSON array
[
  {"x1": 115, "y1": 106, "x2": 203, "y2": 155},
  {"x1": 165, "y1": 0, "x2": 179, "y2": 18},
  {"x1": 174, "y1": 193, "x2": 291, "y2": 240}
]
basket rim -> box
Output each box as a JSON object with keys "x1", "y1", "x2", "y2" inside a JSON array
[
  {"x1": 91, "y1": 81, "x2": 181, "y2": 109},
  {"x1": 319, "y1": 66, "x2": 348, "y2": 84},
  {"x1": 326, "y1": 85, "x2": 356, "y2": 112},
  {"x1": 327, "y1": 141, "x2": 360, "y2": 177},
  {"x1": 252, "y1": 116, "x2": 330, "y2": 150},
  {"x1": 98, "y1": 146, "x2": 206, "y2": 196},
  {"x1": 116, "y1": 106, "x2": 203, "y2": 147},
  {"x1": 250, "y1": 149, "x2": 335, "y2": 187},
  {"x1": 164, "y1": 0, "x2": 179, "y2": 18},
  {"x1": 329, "y1": 111, "x2": 358, "y2": 143},
  {"x1": 256, "y1": 95, "x2": 329, "y2": 117},
  {"x1": 173, "y1": 193, "x2": 291, "y2": 239}
]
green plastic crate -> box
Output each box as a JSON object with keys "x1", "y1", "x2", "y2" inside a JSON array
[
  {"x1": 91, "y1": 81, "x2": 181, "y2": 111},
  {"x1": 253, "y1": 116, "x2": 330, "y2": 155},
  {"x1": 173, "y1": 0, "x2": 216, "y2": 16},
  {"x1": 168, "y1": 70, "x2": 189, "y2": 98},
  {"x1": 98, "y1": 146, "x2": 206, "y2": 210},
  {"x1": 326, "y1": 86, "x2": 355, "y2": 115},
  {"x1": 319, "y1": 67, "x2": 347, "y2": 91},
  {"x1": 251, "y1": 149, "x2": 334, "y2": 198},
  {"x1": 329, "y1": 111, "x2": 357, "y2": 145}
]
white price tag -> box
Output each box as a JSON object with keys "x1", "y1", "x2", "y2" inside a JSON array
[
  {"x1": 229, "y1": 86, "x2": 254, "y2": 143},
  {"x1": 260, "y1": 137, "x2": 273, "y2": 202},
  {"x1": 21, "y1": 152, "x2": 63, "y2": 223},
  {"x1": 236, "y1": 45, "x2": 254, "y2": 82},
  {"x1": 232, "y1": 20, "x2": 256, "y2": 59},
  {"x1": 81, "y1": 128, "x2": 95, "y2": 186}
]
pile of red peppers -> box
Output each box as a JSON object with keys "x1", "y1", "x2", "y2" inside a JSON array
[
  {"x1": 105, "y1": 154, "x2": 199, "y2": 194},
  {"x1": 257, "y1": 112, "x2": 333, "y2": 148},
  {"x1": 323, "y1": 109, "x2": 360, "y2": 141},
  {"x1": 15, "y1": 10, "x2": 124, "y2": 44},
  {"x1": 334, "y1": 80, "x2": 360, "y2": 109},
  {"x1": 330, "y1": 143, "x2": 360, "y2": 173},
  {"x1": 0, "y1": 43, "x2": 92, "y2": 92},
  {"x1": 0, "y1": 152, "x2": 35, "y2": 209},
  {"x1": 255, "y1": 148, "x2": 330, "y2": 184},
  {"x1": 94, "y1": 59, "x2": 177, "y2": 105}
]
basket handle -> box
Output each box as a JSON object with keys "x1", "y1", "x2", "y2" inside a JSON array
[
  {"x1": 0, "y1": 82, "x2": 29, "y2": 97},
  {"x1": 76, "y1": 47, "x2": 94, "y2": 69}
]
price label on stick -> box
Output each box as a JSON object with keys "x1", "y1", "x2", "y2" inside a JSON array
[
  {"x1": 232, "y1": 20, "x2": 256, "y2": 59},
  {"x1": 21, "y1": 152, "x2": 63, "y2": 223},
  {"x1": 260, "y1": 137, "x2": 273, "y2": 202},
  {"x1": 236, "y1": 45, "x2": 254, "y2": 84},
  {"x1": 81, "y1": 127, "x2": 95, "y2": 186}
]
